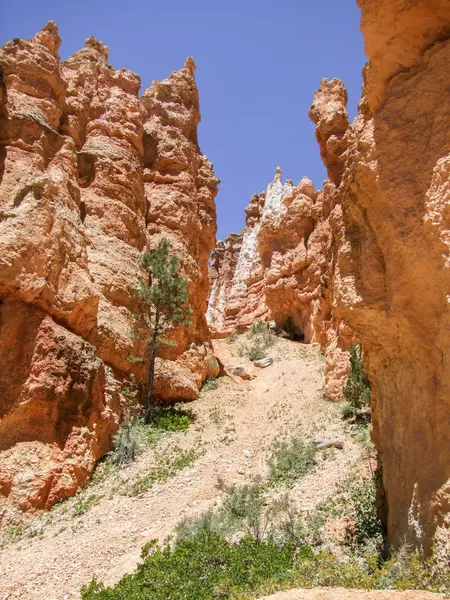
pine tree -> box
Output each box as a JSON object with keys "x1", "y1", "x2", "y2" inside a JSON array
[{"x1": 133, "y1": 239, "x2": 192, "y2": 423}]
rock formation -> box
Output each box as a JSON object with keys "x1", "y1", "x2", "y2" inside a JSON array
[
  {"x1": 0, "y1": 23, "x2": 218, "y2": 515},
  {"x1": 208, "y1": 0, "x2": 450, "y2": 558},
  {"x1": 331, "y1": 0, "x2": 450, "y2": 558},
  {"x1": 207, "y1": 169, "x2": 294, "y2": 337},
  {"x1": 207, "y1": 168, "x2": 354, "y2": 400}
]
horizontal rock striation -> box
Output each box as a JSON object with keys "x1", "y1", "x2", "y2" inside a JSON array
[{"x1": 0, "y1": 23, "x2": 217, "y2": 515}]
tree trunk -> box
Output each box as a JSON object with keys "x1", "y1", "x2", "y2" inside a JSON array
[{"x1": 145, "y1": 304, "x2": 160, "y2": 424}]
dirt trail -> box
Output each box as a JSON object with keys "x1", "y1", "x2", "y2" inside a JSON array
[{"x1": 0, "y1": 337, "x2": 440, "y2": 600}]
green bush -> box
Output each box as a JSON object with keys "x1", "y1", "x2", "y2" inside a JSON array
[
  {"x1": 72, "y1": 494, "x2": 101, "y2": 518},
  {"x1": 340, "y1": 401, "x2": 354, "y2": 420},
  {"x1": 377, "y1": 549, "x2": 450, "y2": 593},
  {"x1": 342, "y1": 344, "x2": 371, "y2": 419},
  {"x1": 201, "y1": 376, "x2": 218, "y2": 392},
  {"x1": 248, "y1": 341, "x2": 268, "y2": 362},
  {"x1": 345, "y1": 476, "x2": 384, "y2": 552},
  {"x1": 81, "y1": 529, "x2": 450, "y2": 599},
  {"x1": 109, "y1": 408, "x2": 191, "y2": 468},
  {"x1": 218, "y1": 477, "x2": 270, "y2": 541},
  {"x1": 175, "y1": 509, "x2": 219, "y2": 542},
  {"x1": 241, "y1": 331, "x2": 276, "y2": 362},
  {"x1": 226, "y1": 333, "x2": 238, "y2": 344},
  {"x1": 130, "y1": 446, "x2": 199, "y2": 496},
  {"x1": 251, "y1": 320, "x2": 268, "y2": 335},
  {"x1": 268, "y1": 437, "x2": 317, "y2": 486},
  {"x1": 148, "y1": 406, "x2": 193, "y2": 431},
  {"x1": 109, "y1": 419, "x2": 141, "y2": 466},
  {"x1": 81, "y1": 532, "x2": 295, "y2": 600}
]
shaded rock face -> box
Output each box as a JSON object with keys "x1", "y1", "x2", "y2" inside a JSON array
[
  {"x1": 331, "y1": 0, "x2": 450, "y2": 557},
  {"x1": 0, "y1": 23, "x2": 217, "y2": 514}
]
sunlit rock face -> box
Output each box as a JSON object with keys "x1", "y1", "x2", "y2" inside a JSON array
[
  {"x1": 0, "y1": 23, "x2": 217, "y2": 515},
  {"x1": 207, "y1": 169, "x2": 294, "y2": 336},
  {"x1": 207, "y1": 168, "x2": 354, "y2": 401},
  {"x1": 208, "y1": 0, "x2": 450, "y2": 559},
  {"x1": 330, "y1": 0, "x2": 450, "y2": 558}
]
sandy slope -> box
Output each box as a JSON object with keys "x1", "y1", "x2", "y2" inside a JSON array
[{"x1": 0, "y1": 337, "x2": 442, "y2": 599}]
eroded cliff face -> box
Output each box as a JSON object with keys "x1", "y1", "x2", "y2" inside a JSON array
[
  {"x1": 331, "y1": 0, "x2": 450, "y2": 557},
  {"x1": 207, "y1": 170, "x2": 294, "y2": 336},
  {"x1": 207, "y1": 0, "x2": 450, "y2": 557},
  {"x1": 0, "y1": 23, "x2": 217, "y2": 515},
  {"x1": 207, "y1": 165, "x2": 354, "y2": 400}
]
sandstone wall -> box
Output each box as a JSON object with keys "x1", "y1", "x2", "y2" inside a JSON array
[
  {"x1": 0, "y1": 23, "x2": 217, "y2": 515},
  {"x1": 207, "y1": 0, "x2": 450, "y2": 557},
  {"x1": 330, "y1": 0, "x2": 450, "y2": 557},
  {"x1": 207, "y1": 165, "x2": 354, "y2": 400}
]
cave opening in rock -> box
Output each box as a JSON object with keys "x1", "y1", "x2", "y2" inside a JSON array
[
  {"x1": 279, "y1": 316, "x2": 305, "y2": 342},
  {"x1": 77, "y1": 151, "x2": 96, "y2": 188},
  {"x1": 79, "y1": 200, "x2": 86, "y2": 223}
]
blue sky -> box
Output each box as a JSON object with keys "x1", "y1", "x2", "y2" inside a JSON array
[{"x1": 1, "y1": 0, "x2": 366, "y2": 240}]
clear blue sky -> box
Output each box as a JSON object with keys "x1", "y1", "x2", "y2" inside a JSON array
[{"x1": 1, "y1": 0, "x2": 365, "y2": 241}]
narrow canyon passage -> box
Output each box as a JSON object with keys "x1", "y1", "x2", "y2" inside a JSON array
[
  {"x1": 1, "y1": 1, "x2": 449, "y2": 596},
  {"x1": 0, "y1": 336, "x2": 363, "y2": 600}
]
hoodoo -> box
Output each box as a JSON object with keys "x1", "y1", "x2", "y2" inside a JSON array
[{"x1": 0, "y1": 23, "x2": 218, "y2": 514}]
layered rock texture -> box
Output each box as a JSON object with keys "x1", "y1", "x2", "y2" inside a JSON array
[
  {"x1": 207, "y1": 167, "x2": 354, "y2": 401},
  {"x1": 208, "y1": 169, "x2": 292, "y2": 337},
  {"x1": 0, "y1": 23, "x2": 217, "y2": 515},
  {"x1": 208, "y1": 0, "x2": 450, "y2": 558}
]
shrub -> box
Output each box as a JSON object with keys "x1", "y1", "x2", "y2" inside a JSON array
[
  {"x1": 175, "y1": 509, "x2": 219, "y2": 542},
  {"x1": 130, "y1": 446, "x2": 199, "y2": 496},
  {"x1": 268, "y1": 437, "x2": 317, "y2": 486},
  {"x1": 109, "y1": 419, "x2": 141, "y2": 466},
  {"x1": 201, "y1": 376, "x2": 218, "y2": 392},
  {"x1": 251, "y1": 320, "x2": 268, "y2": 335},
  {"x1": 80, "y1": 530, "x2": 450, "y2": 599},
  {"x1": 72, "y1": 494, "x2": 101, "y2": 518},
  {"x1": 248, "y1": 341, "x2": 268, "y2": 362},
  {"x1": 108, "y1": 410, "x2": 186, "y2": 468},
  {"x1": 218, "y1": 477, "x2": 270, "y2": 541},
  {"x1": 340, "y1": 401, "x2": 354, "y2": 420},
  {"x1": 292, "y1": 547, "x2": 377, "y2": 589},
  {"x1": 342, "y1": 344, "x2": 371, "y2": 419},
  {"x1": 345, "y1": 476, "x2": 384, "y2": 553},
  {"x1": 240, "y1": 331, "x2": 277, "y2": 362},
  {"x1": 377, "y1": 549, "x2": 450, "y2": 593},
  {"x1": 149, "y1": 406, "x2": 193, "y2": 431},
  {"x1": 81, "y1": 531, "x2": 295, "y2": 600}
]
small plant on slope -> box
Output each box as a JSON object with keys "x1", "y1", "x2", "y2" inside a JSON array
[
  {"x1": 268, "y1": 436, "x2": 317, "y2": 486},
  {"x1": 341, "y1": 343, "x2": 371, "y2": 420},
  {"x1": 201, "y1": 376, "x2": 218, "y2": 391},
  {"x1": 250, "y1": 320, "x2": 268, "y2": 335},
  {"x1": 130, "y1": 446, "x2": 200, "y2": 496}
]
